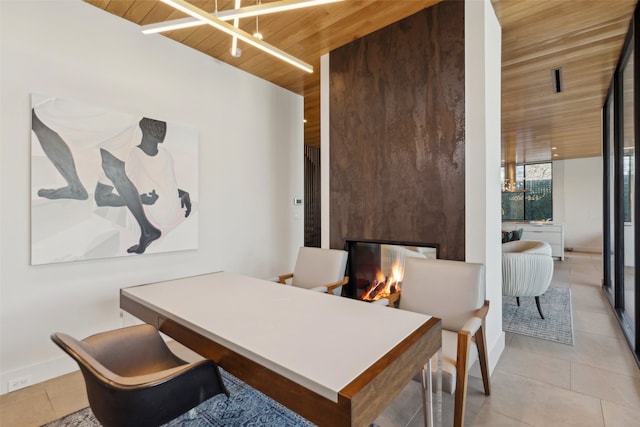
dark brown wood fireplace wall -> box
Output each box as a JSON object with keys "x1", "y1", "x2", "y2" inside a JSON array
[{"x1": 329, "y1": 1, "x2": 465, "y2": 261}]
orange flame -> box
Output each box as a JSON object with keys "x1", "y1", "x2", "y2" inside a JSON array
[{"x1": 361, "y1": 259, "x2": 403, "y2": 301}]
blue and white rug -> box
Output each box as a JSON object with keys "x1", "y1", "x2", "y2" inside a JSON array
[
  {"x1": 502, "y1": 286, "x2": 574, "y2": 345},
  {"x1": 42, "y1": 369, "x2": 315, "y2": 427}
]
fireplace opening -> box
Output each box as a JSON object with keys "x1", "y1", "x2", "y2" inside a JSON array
[{"x1": 344, "y1": 239, "x2": 438, "y2": 304}]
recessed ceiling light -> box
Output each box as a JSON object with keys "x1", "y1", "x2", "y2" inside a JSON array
[{"x1": 552, "y1": 67, "x2": 563, "y2": 93}]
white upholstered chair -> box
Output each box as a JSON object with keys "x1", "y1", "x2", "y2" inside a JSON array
[
  {"x1": 502, "y1": 240, "x2": 554, "y2": 319},
  {"x1": 399, "y1": 258, "x2": 491, "y2": 427},
  {"x1": 278, "y1": 247, "x2": 348, "y2": 295}
]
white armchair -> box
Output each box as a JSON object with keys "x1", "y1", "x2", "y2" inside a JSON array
[
  {"x1": 502, "y1": 240, "x2": 554, "y2": 319},
  {"x1": 397, "y1": 258, "x2": 491, "y2": 427},
  {"x1": 278, "y1": 247, "x2": 348, "y2": 295}
]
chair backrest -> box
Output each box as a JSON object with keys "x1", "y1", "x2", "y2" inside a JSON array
[
  {"x1": 51, "y1": 324, "x2": 184, "y2": 382},
  {"x1": 292, "y1": 246, "x2": 348, "y2": 290},
  {"x1": 502, "y1": 240, "x2": 552, "y2": 256},
  {"x1": 380, "y1": 245, "x2": 428, "y2": 277},
  {"x1": 399, "y1": 258, "x2": 485, "y2": 331}
]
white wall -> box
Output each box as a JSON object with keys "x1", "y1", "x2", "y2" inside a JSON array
[
  {"x1": 465, "y1": 0, "x2": 504, "y2": 373},
  {"x1": 0, "y1": 1, "x2": 304, "y2": 394},
  {"x1": 553, "y1": 157, "x2": 603, "y2": 253}
]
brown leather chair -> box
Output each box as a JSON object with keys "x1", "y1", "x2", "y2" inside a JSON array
[{"x1": 51, "y1": 324, "x2": 228, "y2": 427}]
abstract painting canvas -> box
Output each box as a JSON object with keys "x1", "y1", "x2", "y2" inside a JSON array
[{"x1": 31, "y1": 94, "x2": 198, "y2": 265}]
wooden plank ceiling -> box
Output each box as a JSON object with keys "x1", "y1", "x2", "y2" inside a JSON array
[
  {"x1": 85, "y1": 0, "x2": 637, "y2": 163},
  {"x1": 493, "y1": 0, "x2": 636, "y2": 163}
]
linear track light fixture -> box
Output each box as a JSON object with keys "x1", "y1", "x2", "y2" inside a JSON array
[
  {"x1": 231, "y1": 0, "x2": 242, "y2": 57},
  {"x1": 143, "y1": 0, "x2": 342, "y2": 34},
  {"x1": 157, "y1": 0, "x2": 316, "y2": 72}
]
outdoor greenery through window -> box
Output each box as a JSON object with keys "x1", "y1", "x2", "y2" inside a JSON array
[{"x1": 501, "y1": 162, "x2": 553, "y2": 221}]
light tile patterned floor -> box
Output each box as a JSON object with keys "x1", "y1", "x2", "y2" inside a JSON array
[
  {"x1": 376, "y1": 252, "x2": 640, "y2": 427},
  {"x1": 1, "y1": 252, "x2": 639, "y2": 427}
]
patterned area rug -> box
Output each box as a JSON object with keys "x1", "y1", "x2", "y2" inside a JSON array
[
  {"x1": 42, "y1": 369, "x2": 315, "y2": 427},
  {"x1": 502, "y1": 286, "x2": 574, "y2": 345}
]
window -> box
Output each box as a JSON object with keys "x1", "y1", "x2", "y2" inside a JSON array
[
  {"x1": 623, "y1": 152, "x2": 634, "y2": 222},
  {"x1": 501, "y1": 162, "x2": 553, "y2": 221}
]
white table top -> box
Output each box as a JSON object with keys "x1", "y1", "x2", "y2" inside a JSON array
[{"x1": 122, "y1": 271, "x2": 432, "y2": 402}]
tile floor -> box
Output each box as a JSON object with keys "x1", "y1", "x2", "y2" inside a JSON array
[{"x1": 1, "y1": 252, "x2": 639, "y2": 427}]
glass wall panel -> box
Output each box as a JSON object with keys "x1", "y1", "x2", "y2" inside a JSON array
[
  {"x1": 622, "y1": 46, "x2": 636, "y2": 330},
  {"x1": 608, "y1": 92, "x2": 616, "y2": 299},
  {"x1": 604, "y1": 3, "x2": 639, "y2": 363}
]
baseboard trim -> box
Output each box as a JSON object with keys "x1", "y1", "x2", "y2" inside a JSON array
[
  {"x1": 566, "y1": 247, "x2": 602, "y2": 254},
  {"x1": 0, "y1": 356, "x2": 77, "y2": 395}
]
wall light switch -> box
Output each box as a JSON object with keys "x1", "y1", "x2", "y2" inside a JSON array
[{"x1": 293, "y1": 198, "x2": 303, "y2": 205}]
